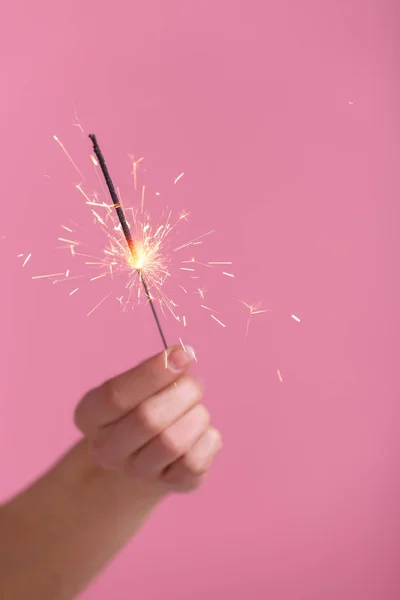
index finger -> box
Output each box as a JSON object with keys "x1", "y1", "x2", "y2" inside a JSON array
[{"x1": 75, "y1": 345, "x2": 196, "y2": 434}]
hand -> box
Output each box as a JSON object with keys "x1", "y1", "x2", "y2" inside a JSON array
[{"x1": 74, "y1": 346, "x2": 222, "y2": 494}]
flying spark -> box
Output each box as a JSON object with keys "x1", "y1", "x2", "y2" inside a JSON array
[
  {"x1": 239, "y1": 300, "x2": 271, "y2": 337},
  {"x1": 174, "y1": 172, "x2": 184, "y2": 184},
  {"x1": 53, "y1": 135, "x2": 85, "y2": 180},
  {"x1": 210, "y1": 314, "x2": 225, "y2": 328},
  {"x1": 22, "y1": 254, "x2": 32, "y2": 267}
]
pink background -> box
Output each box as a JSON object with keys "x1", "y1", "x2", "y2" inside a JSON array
[{"x1": 0, "y1": 1, "x2": 399, "y2": 598}]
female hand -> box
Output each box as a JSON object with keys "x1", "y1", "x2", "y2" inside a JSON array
[{"x1": 74, "y1": 346, "x2": 222, "y2": 493}]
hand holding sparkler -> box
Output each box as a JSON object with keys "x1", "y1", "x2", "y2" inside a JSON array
[
  {"x1": 75, "y1": 345, "x2": 222, "y2": 491},
  {"x1": 0, "y1": 347, "x2": 222, "y2": 599}
]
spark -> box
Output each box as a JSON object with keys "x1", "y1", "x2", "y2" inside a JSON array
[
  {"x1": 61, "y1": 225, "x2": 73, "y2": 232},
  {"x1": 348, "y1": 101, "x2": 354, "y2": 105},
  {"x1": 87, "y1": 293, "x2": 112, "y2": 317},
  {"x1": 58, "y1": 237, "x2": 79, "y2": 246},
  {"x1": 182, "y1": 257, "x2": 212, "y2": 269},
  {"x1": 179, "y1": 210, "x2": 190, "y2": 221},
  {"x1": 222, "y1": 272, "x2": 234, "y2": 278},
  {"x1": 197, "y1": 287, "x2": 206, "y2": 299},
  {"x1": 239, "y1": 300, "x2": 271, "y2": 337},
  {"x1": 141, "y1": 185, "x2": 145, "y2": 214},
  {"x1": 277, "y1": 369, "x2": 283, "y2": 383},
  {"x1": 22, "y1": 254, "x2": 32, "y2": 267},
  {"x1": 76, "y1": 184, "x2": 93, "y2": 203},
  {"x1": 174, "y1": 172, "x2": 184, "y2": 184},
  {"x1": 90, "y1": 155, "x2": 98, "y2": 166},
  {"x1": 53, "y1": 275, "x2": 82, "y2": 284},
  {"x1": 72, "y1": 108, "x2": 85, "y2": 136},
  {"x1": 173, "y1": 230, "x2": 215, "y2": 252},
  {"x1": 179, "y1": 337, "x2": 186, "y2": 351},
  {"x1": 180, "y1": 267, "x2": 195, "y2": 272},
  {"x1": 183, "y1": 316, "x2": 187, "y2": 326},
  {"x1": 201, "y1": 304, "x2": 217, "y2": 312},
  {"x1": 291, "y1": 314, "x2": 300, "y2": 323},
  {"x1": 66, "y1": 270, "x2": 70, "y2": 277},
  {"x1": 210, "y1": 314, "x2": 225, "y2": 328},
  {"x1": 17, "y1": 253, "x2": 24, "y2": 258},
  {"x1": 208, "y1": 261, "x2": 232, "y2": 265},
  {"x1": 129, "y1": 155, "x2": 144, "y2": 191},
  {"x1": 69, "y1": 288, "x2": 79, "y2": 296},
  {"x1": 32, "y1": 272, "x2": 65, "y2": 280},
  {"x1": 90, "y1": 273, "x2": 108, "y2": 282},
  {"x1": 179, "y1": 285, "x2": 187, "y2": 293},
  {"x1": 53, "y1": 135, "x2": 85, "y2": 180}
]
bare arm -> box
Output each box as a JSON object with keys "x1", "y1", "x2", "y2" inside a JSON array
[
  {"x1": 0, "y1": 439, "x2": 163, "y2": 600},
  {"x1": 0, "y1": 346, "x2": 222, "y2": 600}
]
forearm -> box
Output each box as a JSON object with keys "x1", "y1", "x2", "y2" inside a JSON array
[{"x1": 0, "y1": 438, "x2": 165, "y2": 600}]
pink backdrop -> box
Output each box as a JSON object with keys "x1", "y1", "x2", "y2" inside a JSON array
[{"x1": 0, "y1": 1, "x2": 399, "y2": 598}]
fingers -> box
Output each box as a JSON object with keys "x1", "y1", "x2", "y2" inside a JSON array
[
  {"x1": 75, "y1": 343, "x2": 222, "y2": 494},
  {"x1": 75, "y1": 345, "x2": 195, "y2": 434},
  {"x1": 88, "y1": 376, "x2": 203, "y2": 469},
  {"x1": 126, "y1": 404, "x2": 210, "y2": 477},
  {"x1": 163, "y1": 427, "x2": 222, "y2": 491}
]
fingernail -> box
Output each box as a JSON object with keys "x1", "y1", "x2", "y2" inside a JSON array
[{"x1": 168, "y1": 345, "x2": 195, "y2": 371}]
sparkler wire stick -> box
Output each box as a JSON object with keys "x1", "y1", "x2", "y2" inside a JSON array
[{"x1": 89, "y1": 134, "x2": 168, "y2": 350}]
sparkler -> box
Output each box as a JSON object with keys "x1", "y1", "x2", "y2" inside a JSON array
[
  {"x1": 89, "y1": 134, "x2": 168, "y2": 350},
  {"x1": 32, "y1": 128, "x2": 236, "y2": 347},
  {"x1": 19, "y1": 121, "x2": 302, "y2": 382}
]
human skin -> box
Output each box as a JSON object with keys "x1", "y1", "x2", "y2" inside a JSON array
[{"x1": 0, "y1": 345, "x2": 222, "y2": 600}]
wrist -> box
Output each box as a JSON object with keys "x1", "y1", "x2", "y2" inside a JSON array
[{"x1": 61, "y1": 437, "x2": 167, "y2": 506}]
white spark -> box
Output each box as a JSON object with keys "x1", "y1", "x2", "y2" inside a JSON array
[
  {"x1": 174, "y1": 172, "x2": 184, "y2": 184},
  {"x1": 210, "y1": 314, "x2": 225, "y2": 328},
  {"x1": 22, "y1": 254, "x2": 32, "y2": 267}
]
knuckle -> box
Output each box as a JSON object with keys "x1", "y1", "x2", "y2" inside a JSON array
[
  {"x1": 135, "y1": 401, "x2": 163, "y2": 435},
  {"x1": 183, "y1": 476, "x2": 204, "y2": 492},
  {"x1": 159, "y1": 429, "x2": 185, "y2": 458},
  {"x1": 73, "y1": 402, "x2": 84, "y2": 431},
  {"x1": 210, "y1": 427, "x2": 222, "y2": 447},
  {"x1": 124, "y1": 454, "x2": 140, "y2": 477},
  {"x1": 104, "y1": 379, "x2": 126, "y2": 411},
  {"x1": 88, "y1": 428, "x2": 110, "y2": 458},
  {"x1": 178, "y1": 375, "x2": 203, "y2": 403},
  {"x1": 185, "y1": 457, "x2": 208, "y2": 476},
  {"x1": 73, "y1": 390, "x2": 93, "y2": 433},
  {"x1": 195, "y1": 404, "x2": 210, "y2": 428}
]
